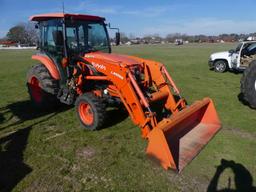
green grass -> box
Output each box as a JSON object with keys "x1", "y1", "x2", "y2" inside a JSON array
[{"x1": 0, "y1": 43, "x2": 256, "y2": 191}]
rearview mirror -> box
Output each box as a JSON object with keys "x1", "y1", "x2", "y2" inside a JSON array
[
  {"x1": 108, "y1": 23, "x2": 120, "y2": 46},
  {"x1": 116, "y1": 32, "x2": 120, "y2": 46}
]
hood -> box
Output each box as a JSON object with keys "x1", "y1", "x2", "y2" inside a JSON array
[
  {"x1": 83, "y1": 52, "x2": 141, "y2": 66},
  {"x1": 210, "y1": 51, "x2": 230, "y2": 59}
]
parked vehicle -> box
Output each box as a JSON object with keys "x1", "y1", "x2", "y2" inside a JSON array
[
  {"x1": 175, "y1": 39, "x2": 183, "y2": 45},
  {"x1": 209, "y1": 41, "x2": 256, "y2": 72}
]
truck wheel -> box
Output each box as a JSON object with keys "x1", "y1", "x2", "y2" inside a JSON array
[
  {"x1": 27, "y1": 64, "x2": 59, "y2": 109},
  {"x1": 240, "y1": 60, "x2": 256, "y2": 108},
  {"x1": 75, "y1": 93, "x2": 106, "y2": 130},
  {"x1": 214, "y1": 60, "x2": 227, "y2": 73}
]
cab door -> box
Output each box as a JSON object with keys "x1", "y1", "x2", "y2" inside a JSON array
[
  {"x1": 231, "y1": 43, "x2": 243, "y2": 68},
  {"x1": 40, "y1": 19, "x2": 67, "y2": 85}
]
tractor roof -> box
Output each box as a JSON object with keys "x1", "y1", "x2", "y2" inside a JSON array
[{"x1": 30, "y1": 13, "x2": 105, "y2": 22}]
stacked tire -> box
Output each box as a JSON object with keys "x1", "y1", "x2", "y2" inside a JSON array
[{"x1": 240, "y1": 60, "x2": 256, "y2": 108}]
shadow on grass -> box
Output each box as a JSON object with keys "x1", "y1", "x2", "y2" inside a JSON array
[
  {"x1": 0, "y1": 100, "x2": 71, "y2": 130},
  {"x1": 237, "y1": 93, "x2": 252, "y2": 109},
  {"x1": 0, "y1": 100, "x2": 128, "y2": 130},
  {"x1": 210, "y1": 69, "x2": 242, "y2": 75},
  {"x1": 0, "y1": 113, "x2": 4, "y2": 124},
  {"x1": 229, "y1": 70, "x2": 243, "y2": 75},
  {"x1": 0, "y1": 127, "x2": 32, "y2": 191},
  {"x1": 101, "y1": 107, "x2": 128, "y2": 129},
  {"x1": 0, "y1": 100, "x2": 71, "y2": 191},
  {"x1": 0, "y1": 100, "x2": 127, "y2": 190},
  {"x1": 207, "y1": 159, "x2": 256, "y2": 192}
]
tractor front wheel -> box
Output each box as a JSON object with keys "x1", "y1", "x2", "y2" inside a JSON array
[
  {"x1": 27, "y1": 64, "x2": 59, "y2": 109},
  {"x1": 75, "y1": 93, "x2": 106, "y2": 130},
  {"x1": 240, "y1": 60, "x2": 256, "y2": 108}
]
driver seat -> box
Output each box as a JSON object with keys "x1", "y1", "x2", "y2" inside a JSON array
[{"x1": 52, "y1": 30, "x2": 63, "y2": 47}]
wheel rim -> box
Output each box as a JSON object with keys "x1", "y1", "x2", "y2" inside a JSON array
[
  {"x1": 216, "y1": 62, "x2": 225, "y2": 72},
  {"x1": 79, "y1": 102, "x2": 94, "y2": 125},
  {"x1": 29, "y1": 76, "x2": 42, "y2": 103},
  {"x1": 254, "y1": 80, "x2": 256, "y2": 91}
]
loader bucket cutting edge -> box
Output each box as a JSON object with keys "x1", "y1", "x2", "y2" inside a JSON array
[{"x1": 146, "y1": 98, "x2": 221, "y2": 172}]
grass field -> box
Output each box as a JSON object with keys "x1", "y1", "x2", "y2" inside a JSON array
[{"x1": 0, "y1": 43, "x2": 256, "y2": 192}]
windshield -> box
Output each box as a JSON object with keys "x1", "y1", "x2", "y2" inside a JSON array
[
  {"x1": 235, "y1": 43, "x2": 243, "y2": 52},
  {"x1": 65, "y1": 20, "x2": 110, "y2": 54},
  {"x1": 247, "y1": 43, "x2": 256, "y2": 52}
]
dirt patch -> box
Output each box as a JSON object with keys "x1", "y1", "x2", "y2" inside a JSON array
[
  {"x1": 225, "y1": 127, "x2": 256, "y2": 141},
  {"x1": 167, "y1": 172, "x2": 209, "y2": 192},
  {"x1": 101, "y1": 134, "x2": 114, "y2": 142},
  {"x1": 76, "y1": 146, "x2": 96, "y2": 160}
]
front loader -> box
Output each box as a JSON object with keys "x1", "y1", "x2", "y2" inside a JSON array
[{"x1": 27, "y1": 13, "x2": 221, "y2": 172}]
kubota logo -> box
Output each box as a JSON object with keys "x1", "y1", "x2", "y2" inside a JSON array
[
  {"x1": 91, "y1": 62, "x2": 106, "y2": 70},
  {"x1": 84, "y1": 55, "x2": 95, "y2": 58}
]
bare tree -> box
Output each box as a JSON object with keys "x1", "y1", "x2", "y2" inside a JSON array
[{"x1": 24, "y1": 22, "x2": 38, "y2": 45}]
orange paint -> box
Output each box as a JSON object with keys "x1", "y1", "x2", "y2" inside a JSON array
[{"x1": 30, "y1": 13, "x2": 104, "y2": 21}]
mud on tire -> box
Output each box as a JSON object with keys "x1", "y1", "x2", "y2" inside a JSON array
[
  {"x1": 75, "y1": 93, "x2": 106, "y2": 130},
  {"x1": 27, "y1": 64, "x2": 59, "y2": 109},
  {"x1": 240, "y1": 60, "x2": 256, "y2": 108}
]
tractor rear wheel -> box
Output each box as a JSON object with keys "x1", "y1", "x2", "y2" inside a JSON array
[
  {"x1": 240, "y1": 60, "x2": 256, "y2": 108},
  {"x1": 27, "y1": 64, "x2": 59, "y2": 109},
  {"x1": 75, "y1": 93, "x2": 106, "y2": 130}
]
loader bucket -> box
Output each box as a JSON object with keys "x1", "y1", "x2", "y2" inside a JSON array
[{"x1": 146, "y1": 98, "x2": 221, "y2": 172}]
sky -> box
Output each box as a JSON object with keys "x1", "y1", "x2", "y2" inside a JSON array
[{"x1": 1, "y1": 0, "x2": 256, "y2": 38}]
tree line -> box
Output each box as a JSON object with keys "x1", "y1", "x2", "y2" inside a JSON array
[
  {"x1": 1, "y1": 23, "x2": 256, "y2": 45},
  {"x1": 119, "y1": 32, "x2": 256, "y2": 44}
]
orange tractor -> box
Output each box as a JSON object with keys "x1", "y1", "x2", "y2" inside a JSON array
[{"x1": 27, "y1": 13, "x2": 221, "y2": 172}]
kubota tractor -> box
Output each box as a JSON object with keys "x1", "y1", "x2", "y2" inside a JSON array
[{"x1": 27, "y1": 13, "x2": 221, "y2": 172}]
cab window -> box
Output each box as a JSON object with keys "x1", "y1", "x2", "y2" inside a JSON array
[{"x1": 40, "y1": 19, "x2": 63, "y2": 55}]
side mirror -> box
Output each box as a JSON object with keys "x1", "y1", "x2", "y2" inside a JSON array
[
  {"x1": 108, "y1": 23, "x2": 120, "y2": 46},
  {"x1": 115, "y1": 32, "x2": 120, "y2": 46},
  {"x1": 35, "y1": 24, "x2": 39, "y2": 29},
  {"x1": 228, "y1": 49, "x2": 235, "y2": 54}
]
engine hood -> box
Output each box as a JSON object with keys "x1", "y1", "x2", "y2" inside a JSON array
[
  {"x1": 83, "y1": 52, "x2": 141, "y2": 66},
  {"x1": 210, "y1": 51, "x2": 230, "y2": 60}
]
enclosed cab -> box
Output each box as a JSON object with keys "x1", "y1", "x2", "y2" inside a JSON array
[{"x1": 30, "y1": 13, "x2": 112, "y2": 83}]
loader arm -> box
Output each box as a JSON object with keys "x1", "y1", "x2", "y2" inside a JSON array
[
  {"x1": 82, "y1": 54, "x2": 189, "y2": 137},
  {"x1": 82, "y1": 56, "x2": 153, "y2": 137}
]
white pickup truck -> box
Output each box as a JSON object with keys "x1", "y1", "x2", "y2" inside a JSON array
[{"x1": 208, "y1": 41, "x2": 256, "y2": 72}]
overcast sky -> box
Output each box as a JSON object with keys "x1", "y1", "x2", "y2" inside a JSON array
[{"x1": 1, "y1": 0, "x2": 256, "y2": 38}]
